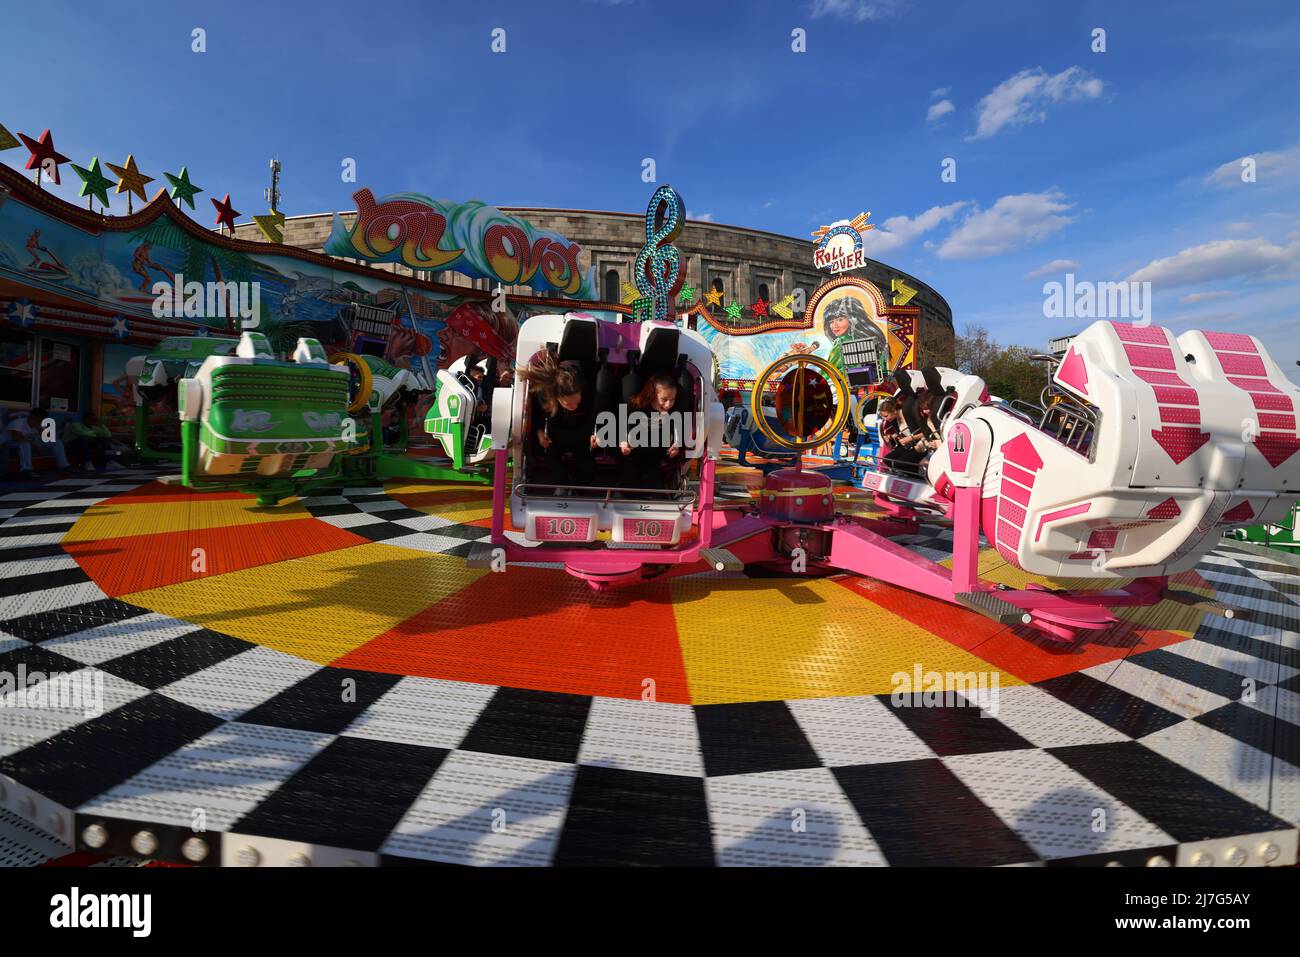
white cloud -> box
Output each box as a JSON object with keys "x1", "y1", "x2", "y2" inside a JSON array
[
  {"x1": 930, "y1": 87, "x2": 950, "y2": 99},
  {"x1": 1180, "y1": 291, "x2": 1235, "y2": 304},
  {"x1": 970, "y1": 66, "x2": 1104, "y2": 140},
  {"x1": 809, "y1": 0, "x2": 906, "y2": 22},
  {"x1": 1205, "y1": 146, "x2": 1300, "y2": 187},
  {"x1": 1125, "y1": 238, "x2": 1300, "y2": 287},
  {"x1": 936, "y1": 190, "x2": 1076, "y2": 260},
  {"x1": 859, "y1": 202, "x2": 968, "y2": 256},
  {"x1": 926, "y1": 99, "x2": 955, "y2": 123},
  {"x1": 1024, "y1": 258, "x2": 1079, "y2": 279},
  {"x1": 1225, "y1": 221, "x2": 1253, "y2": 232},
  {"x1": 687, "y1": 210, "x2": 715, "y2": 222}
]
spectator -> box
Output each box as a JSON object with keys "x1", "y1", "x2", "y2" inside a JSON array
[
  {"x1": 3, "y1": 407, "x2": 69, "y2": 480},
  {"x1": 66, "y1": 412, "x2": 119, "y2": 471}
]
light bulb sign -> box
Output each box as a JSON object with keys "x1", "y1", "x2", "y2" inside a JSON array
[{"x1": 811, "y1": 211, "x2": 875, "y2": 274}]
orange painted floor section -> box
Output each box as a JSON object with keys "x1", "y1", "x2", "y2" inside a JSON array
[
  {"x1": 64, "y1": 517, "x2": 369, "y2": 596},
  {"x1": 335, "y1": 564, "x2": 691, "y2": 702}
]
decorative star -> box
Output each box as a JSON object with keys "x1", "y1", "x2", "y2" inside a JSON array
[
  {"x1": 106, "y1": 154, "x2": 154, "y2": 203},
  {"x1": 704, "y1": 288, "x2": 723, "y2": 307},
  {"x1": 724, "y1": 301, "x2": 743, "y2": 321},
  {"x1": 751, "y1": 297, "x2": 769, "y2": 318},
  {"x1": 211, "y1": 193, "x2": 240, "y2": 231},
  {"x1": 111, "y1": 316, "x2": 130, "y2": 340},
  {"x1": 0, "y1": 122, "x2": 19, "y2": 152},
  {"x1": 163, "y1": 167, "x2": 203, "y2": 210},
  {"x1": 5, "y1": 298, "x2": 38, "y2": 328},
  {"x1": 18, "y1": 129, "x2": 70, "y2": 184},
  {"x1": 72, "y1": 158, "x2": 115, "y2": 209},
  {"x1": 678, "y1": 284, "x2": 696, "y2": 304}
]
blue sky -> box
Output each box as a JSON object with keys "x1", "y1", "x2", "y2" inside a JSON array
[{"x1": 4, "y1": 0, "x2": 1298, "y2": 379}]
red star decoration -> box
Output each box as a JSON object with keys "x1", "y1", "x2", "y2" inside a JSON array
[
  {"x1": 211, "y1": 193, "x2": 240, "y2": 231},
  {"x1": 18, "y1": 129, "x2": 70, "y2": 185},
  {"x1": 751, "y1": 297, "x2": 769, "y2": 318}
]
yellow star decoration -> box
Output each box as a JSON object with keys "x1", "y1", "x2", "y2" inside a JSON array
[
  {"x1": 106, "y1": 154, "x2": 154, "y2": 202},
  {"x1": 620, "y1": 280, "x2": 641, "y2": 305},
  {"x1": 704, "y1": 288, "x2": 723, "y2": 307}
]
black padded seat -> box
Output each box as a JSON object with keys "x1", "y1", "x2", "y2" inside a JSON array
[
  {"x1": 640, "y1": 326, "x2": 680, "y2": 373},
  {"x1": 558, "y1": 317, "x2": 598, "y2": 362}
]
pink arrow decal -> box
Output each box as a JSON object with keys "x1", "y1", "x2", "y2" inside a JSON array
[
  {"x1": 1057, "y1": 346, "x2": 1089, "y2": 395},
  {"x1": 1254, "y1": 433, "x2": 1300, "y2": 468},
  {"x1": 1113, "y1": 322, "x2": 1208, "y2": 465},
  {"x1": 1204, "y1": 332, "x2": 1299, "y2": 469},
  {"x1": 1220, "y1": 500, "x2": 1255, "y2": 524},
  {"x1": 1001, "y1": 432, "x2": 1044, "y2": 471},
  {"x1": 1150, "y1": 427, "x2": 1211, "y2": 464},
  {"x1": 1146, "y1": 497, "x2": 1181, "y2": 520},
  {"x1": 994, "y1": 432, "x2": 1043, "y2": 562}
]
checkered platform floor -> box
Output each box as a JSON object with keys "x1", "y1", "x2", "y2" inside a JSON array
[{"x1": 1, "y1": 468, "x2": 1298, "y2": 866}]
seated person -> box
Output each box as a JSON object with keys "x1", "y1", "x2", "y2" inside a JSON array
[
  {"x1": 3, "y1": 407, "x2": 69, "y2": 480},
  {"x1": 915, "y1": 392, "x2": 944, "y2": 458},
  {"x1": 619, "y1": 374, "x2": 686, "y2": 490},
  {"x1": 66, "y1": 412, "x2": 124, "y2": 471},
  {"x1": 518, "y1": 354, "x2": 597, "y2": 489},
  {"x1": 877, "y1": 397, "x2": 926, "y2": 472}
]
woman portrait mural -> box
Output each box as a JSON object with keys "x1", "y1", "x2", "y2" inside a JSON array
[{"x1": 812, "y1": 279, "x2": 891, "y2": 382}]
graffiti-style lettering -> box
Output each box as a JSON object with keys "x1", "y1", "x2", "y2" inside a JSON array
[
  {"x1": 350, "y1": 189, "x2": 462, "y2": 270},
  {"x1": 324, "y1": 189, "x2": 596, "y2": 297}
]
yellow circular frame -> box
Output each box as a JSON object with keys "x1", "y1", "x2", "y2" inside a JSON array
[
  {"x1": 330, "y1": 352, "x2": 375, "y2": 415},
  {"x1": 750, "y1": 353, "x2": 852, "y2": 451}
]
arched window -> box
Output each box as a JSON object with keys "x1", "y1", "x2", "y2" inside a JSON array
[
  {"x1": 604, "y1": 269, "x2": 620, "y2": 303},
  {"x1": 711, "y1": 277, "x2": 725, "y2": 310},
  {"x1": 757, "y1": 283, "x2": 769, "y2": 303}
]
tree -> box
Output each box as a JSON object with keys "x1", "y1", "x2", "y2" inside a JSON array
[{"x1": 955, "y1": 324, "x2": 1048, "y2": 403}]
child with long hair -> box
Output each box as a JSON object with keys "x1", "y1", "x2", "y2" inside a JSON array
[
  {"x1": 518, "y1": 353, "x2": 598, "y2": 489},
  {"x1": 877, "y1": 396, "x2": 926, "y2": 472},
  {"x1": 619, "y1": 374, "x2": 686, "y2": 490}
]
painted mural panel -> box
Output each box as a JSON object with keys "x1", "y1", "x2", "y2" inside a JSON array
[{"x1": 701, "y1": 277, "x2": 913, "y2": 389}]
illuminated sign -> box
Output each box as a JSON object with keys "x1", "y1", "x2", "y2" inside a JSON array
[{"x1": 811, "y1": 212, "x2": 875, "y2": 274}]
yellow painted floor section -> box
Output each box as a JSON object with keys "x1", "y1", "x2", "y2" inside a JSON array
[
  {"x1": 669, "y1": 573, "x2": 1019, "y2": 704},
  {"x1": 123, "y1": 544, "x2": 484, "y2": 663},
  {"x1": 63, "y1": 497, "x2": 310, "y2": 543}
]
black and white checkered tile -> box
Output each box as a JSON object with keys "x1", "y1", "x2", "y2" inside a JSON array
[
  {"x1": 1, "y1": 471, "x2": 1298, "y2": 865},
  {"x1": 0, "y1": 571, "x2": 1297, "y2": 866},
  {"x1": 297, "y1": 487, "x2": 494, "y2": 556},
  {"x1": 0, "y1": 467, "x2": 176, "y2": 621}
]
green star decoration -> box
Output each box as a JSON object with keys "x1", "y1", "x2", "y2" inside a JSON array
[
  {"x1": 724, "y1": 301, "x2": 743, "y2": 321},
  {"x1": 72, "y1": 157, "x2": 115, "y2": 209},
  {"x1": 678, "y1": 284, "x2": 696, "y2": 304},
  {"x1": 164, "y1": 166, "x2": 203, "y2": 210}
]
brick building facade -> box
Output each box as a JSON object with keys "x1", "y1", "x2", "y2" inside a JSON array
[{"x1": 232, "y1": 208, "x2": 955, "y2": 365}]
